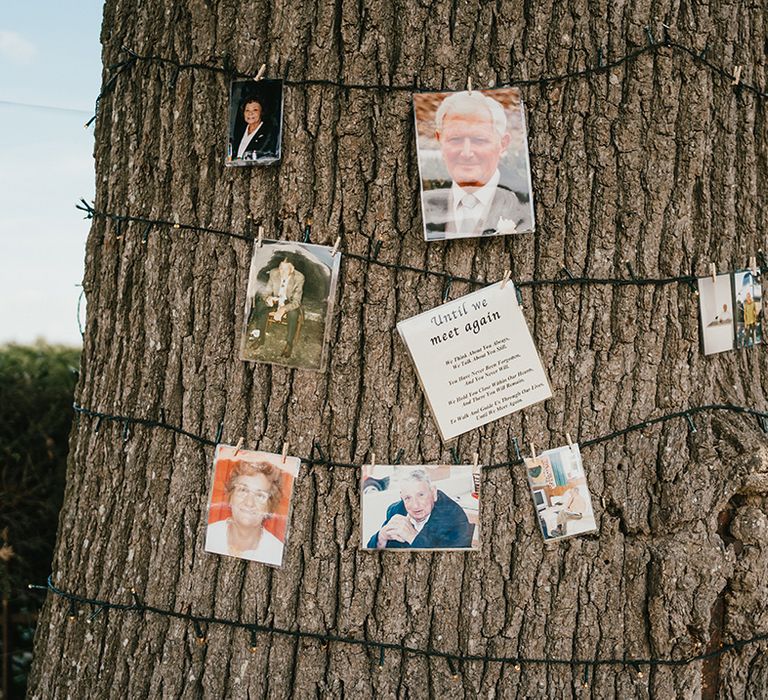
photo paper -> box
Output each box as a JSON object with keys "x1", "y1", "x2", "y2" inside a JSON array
[
  {"x1": 733, "y1": 269, "x2": 763, "y2": 349},
  {"x1": 205, "y1": 444, "x2": 300, "y2": 567},
  {"x1": 524, "y1": 444, "x2": 597, "y2": 542},
  {"x1": 697, "y1": 273, "x2": 735, "y2": 355},
  {"x1": 397, "y1": 282, "x2": 551, "y2": 441},
  {"x1": 226, "y1": 79, "x2": 283, "y2": 165},
  {"x1": 240, "y1": 240, "x2": 341, "y2": 371},
  {"x1": 361, "y1": 464, "x2": 480, "y2": 551},
  {"x1": 413, "y1": 87, "x2": 535, "y2": 241}
]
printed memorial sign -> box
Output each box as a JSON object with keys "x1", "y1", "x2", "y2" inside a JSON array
[{"x1": 397, "y1": 282, "x2": 551, "y2": 441}]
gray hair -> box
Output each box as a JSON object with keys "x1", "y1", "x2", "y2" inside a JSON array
[
  {"x1": 398, "y1": 468, "x2": 433, "y2": 488},
  {"x1": 435, "y1": 91, "x2": 508, "y2": 138}
]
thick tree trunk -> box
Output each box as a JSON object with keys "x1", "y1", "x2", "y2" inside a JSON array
[{"x1": 29, "y1": 1, "x2": 768, "y2": 698}]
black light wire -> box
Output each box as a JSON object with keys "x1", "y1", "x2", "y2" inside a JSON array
[
  {"x1": 71, "y1": 401, "x2": 768, "y2": 471},
  {"x1": 30, "y1": 567, "x2": 768, "y2": 672},
  {"x1": 77, "y1": 201, "x2": 766, "y2": 290},
  {"x1": 86, "y1": 35, "x2": 767, "y2": 126}
]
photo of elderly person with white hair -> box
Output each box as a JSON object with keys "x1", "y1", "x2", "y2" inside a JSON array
[
  {"x1": 413, "y1": 87, "x2": 535, "y2": 241},
  {"x1": 361, "y1": 465, "x2": 479, "y2": 551}
]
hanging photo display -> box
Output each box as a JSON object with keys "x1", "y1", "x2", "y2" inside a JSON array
[
  {"x1": 733, "y1": 268, "x2": 763, "y2": 349},
  {"x1": 240, "y1": 240, "x2": 341, "y2": 371},
  {"x1": 413, "y1": 86, "x2": 535, "y2": 241},
  {"x1": 205, "y1": 444, "x2": 300, "y2": 567},
  {"x1": 226, "y1": 79, "x2": 283, "y2": 165},
  {"x1": 697, "y1": 272, "x2": 735, "y2": 355},
  {"x1": 524, "y1": 443, "x2": 597, "y2": 542},
  {"x1": 397, "y1": 282, "x2": 551, "y2": 441},
  {"x1": 361, "y1": 464, "x2": 480, "y2": 551}
]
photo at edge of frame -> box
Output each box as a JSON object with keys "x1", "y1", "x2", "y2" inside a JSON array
[
  {"x1": 239, "y1": 240, "x2": 341, "y2": 371},
  {"x1": 413, "y1": 86, "x2": 535, "y2": 242},
  {"x1": 226, "y1": 78, "x2": 284, "y2": 166},
  {"x1": 360, "y1": 464, "x2": 480, "y2": 551},
  {"x1": 204, "y1": 444, "x2": 300, "y2": 568},
  {"x1": 697, "y1": 272, "x2": 736, "y2": 356},
  {"x1": 732, "y1": 268, "x2": 763, "y2": 349}
]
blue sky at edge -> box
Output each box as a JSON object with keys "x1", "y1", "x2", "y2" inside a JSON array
[{"x1": 0, "y1": 3, "x2": 103, "y2": 345}]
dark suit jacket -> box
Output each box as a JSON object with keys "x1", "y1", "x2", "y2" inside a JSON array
[
  {"x1": 231, "y1": 122, "x2": 279, "y2": 162},
  {"x1": 367, "y1": 490, "x2": 474, "y2": 549},
  {"x1": 422, "y1": 184, "x2": 533, "y2": 240}
]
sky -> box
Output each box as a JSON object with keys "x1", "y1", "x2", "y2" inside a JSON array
[{"x1": 0, "y1": 3, "x2": 104, "y2": 346}]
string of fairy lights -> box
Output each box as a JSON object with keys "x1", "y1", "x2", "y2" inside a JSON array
[
  {"x1": 70, "y1": 400, "x2": 768, "y2": 470},
  {"x1": 28, "y1": 575, "x2": 768, "y2": 681},
  {"x1": 84, "y1": 30, "x2": 767, "y2": 128},
  {"x1": 75, "y1": 200, "x2": 766, "y2": 296}
]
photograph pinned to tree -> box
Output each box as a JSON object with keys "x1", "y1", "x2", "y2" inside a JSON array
[
  {"x1": 205, "y1": 444, "x2": 300, "y2": 567},
  {"x1": 226, "y1": 78, "x2": 283, "y2": 165},
  {"x1": 397, "y1": 281, "x2": 551, "y2": 441},
  {"x1": 413, "y1": 86, "x2": 535, "y2": 241},
  {"x1": 240, "y1": 240, "x2": 341, "y2": 370},
  {"x1": 697, "y1": 272, "x2": 735, "y2": 355},
  {"x1": 361, "y1": 464, "x2": 480, "y2": 550},
  {"x1": 524, "y1": 443, "x2": 597, "y2": 542},
  {"x1": 733, "y1": 269, "x2": 763, "y2": 349}
]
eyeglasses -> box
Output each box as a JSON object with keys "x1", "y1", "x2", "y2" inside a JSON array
[{"x1": 231, "y1": 484, "x2": 270, "y2": 504}]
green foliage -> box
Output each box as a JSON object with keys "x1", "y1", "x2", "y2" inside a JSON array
[
  {"x1": 0, "y1": 342, "x2": 80, "y2": 696},
  {"x1": 0, "y1": 342, "x2": 80, "y2": 597}
]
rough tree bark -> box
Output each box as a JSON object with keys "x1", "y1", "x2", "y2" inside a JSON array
[{"x1": 29, "y1": 0, "x2": 768, "y2": 698}]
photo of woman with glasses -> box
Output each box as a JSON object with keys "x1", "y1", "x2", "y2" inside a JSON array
[{"x1": 205, "y1": 445, "x2": 299, "y2": 567}]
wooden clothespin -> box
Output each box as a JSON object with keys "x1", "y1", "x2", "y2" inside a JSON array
[
  {"x1": 257, "y1": 225, "x2": 264, "y2": 248},
  {"x1": 709, "y1": 263, "x2": 717, "y2": 284},
  {"x1": 466, "y1": 76, "x2": 473, "y2": 94},
  {"x1": 234, "y1": 437, "x2": 244, "y2": 456},
  {"x1": 530, "y1": 443, "x2": 537, "y2": 460},
  {"x1": 501, "y1": 270, "x2": 512, "y2": 289},
  {"x1": 281, "y1": 441, "x2": 289, "y2": 464},
  {"x1": 732, "y1": 65, "x2": 742, "y2": 86},
  {"x1": 254, "y1": 63, "x2": 267, "y2": 81},
  {"x1": 331, "y1": 236, "x2": 341, "y2": 256},
  {"x1": 472, "y1": 452, "x2": 479, "y2": 470},
  {"x1": 370, "y1": 452, "x2": 376, "y2": 469},
  {"x1": 750, "y1": 256, "x2": 758, "y2": 277},
  {"x1": 566, "y1": 433, "x2": 575, "y2": 452}
]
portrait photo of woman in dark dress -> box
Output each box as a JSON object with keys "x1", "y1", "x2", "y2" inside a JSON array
[{"x1": 226, "y1": 78, "x2": 283, "y2": 165}]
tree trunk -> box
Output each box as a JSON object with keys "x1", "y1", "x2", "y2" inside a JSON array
[{"x1": 29, "y1": 1, "x2": 768, "y2": 698}]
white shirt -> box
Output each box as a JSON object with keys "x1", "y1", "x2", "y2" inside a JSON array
[
  {"x1": 408, "y1": 514, "x2": 430, "y2": 534},
  {"x1": 449, "y1": 170, "x2": 501, "y2": 239},
  {"x1": 236, "y1": 122, "x2": 263, "y2": 159},
  {"x1": 205, "y1": 519, "x2": 284, "y2": 567},
  {"x1": 277, "y1": 276, "x2": 289, "y2": 306}
]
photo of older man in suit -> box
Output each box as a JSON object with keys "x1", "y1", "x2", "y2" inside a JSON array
[{"x1": 414, "y1": 88, "x2": 535, "y2": 241}]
